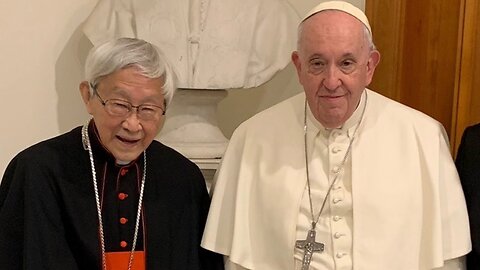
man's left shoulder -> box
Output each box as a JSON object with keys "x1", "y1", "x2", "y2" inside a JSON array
[
  {"x1": 146, "y1": 141, "x2": 206, "y2": 188},
  {"x1": 147, "y1": 140, "x2": 199, "y2": 171},
  {"x1": 368, "y1": 89, "x2": 443, "y2": 129}
]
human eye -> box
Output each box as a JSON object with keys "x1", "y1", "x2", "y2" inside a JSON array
[
  {"x1": 138, "y1": 105, "x2": 160, "y2": 119},
  {"x1": 107, "y1": 100, "x2": 130, "y2": 115},
  {"x1": 140, "y1": 105, "x2": 157, "y2": 113},
  {"x1": 340, "y1": 59, "x2": 357, "y2": 73},
  {"x1": 308, "y1": 58, "x2": 326, "y2": 74}
]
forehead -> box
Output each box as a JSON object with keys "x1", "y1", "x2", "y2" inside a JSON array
[
  {"x1": 299, "y1": 11, "x2": 367, "y2": 56},
  {"x1": 101, "y1": 68, "x2": 163, "y2": 89},
  {"x1": 98, "y1": 67, "x2": 165, "y2": 102}
]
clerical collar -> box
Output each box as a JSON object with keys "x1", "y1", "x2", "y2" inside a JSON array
[
  {"x1": 116, "y1": 160, "x2": 132, "y2": 165},
  {"x1": 87, "y1": 120, "x2": 139, "y2": 166},
  {"x1": 306, "y1": 89, "x2": 367, "y2": 139}
]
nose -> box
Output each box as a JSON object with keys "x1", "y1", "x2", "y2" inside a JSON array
[
  {"x1": 122, "y1": 110, "x2": 142, "y2": 132},
  {"x1": 322, "y1": 65, "x2": 342, "y2": 91}
]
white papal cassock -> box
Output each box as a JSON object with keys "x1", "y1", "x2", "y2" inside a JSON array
[
  {"x1": 201, "y1": 89, "x2": 471, "y2": 269},
  {"x1": 82, "y1": 0, "x2": 299, "y2": 89}
]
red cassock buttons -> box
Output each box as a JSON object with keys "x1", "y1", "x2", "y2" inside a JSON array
[
  {"x1": 120, "y1": 241, "x2": 128, "y2": 248},
  {"x1": 120, "y1": 168, "x2": 128, "y2": 176},
  {"x1": 120, "y1": 217, "x2": 128, "y2": 224},
  {"x1": 118, "y1": 193, "x2": 128, "y2": 200}
]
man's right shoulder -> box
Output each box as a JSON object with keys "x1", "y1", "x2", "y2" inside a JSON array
[{"x1": 8, "y1": 127, "x2": 81, "y2": 168}]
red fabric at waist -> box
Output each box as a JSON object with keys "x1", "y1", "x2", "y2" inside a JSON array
[{"x1": 105, "y1": 251, "x2": 145, "y2": 270}]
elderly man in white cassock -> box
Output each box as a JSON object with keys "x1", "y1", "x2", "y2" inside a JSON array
[{"x1": 201, "y1": 1, "x2": 471, "y2": 269}]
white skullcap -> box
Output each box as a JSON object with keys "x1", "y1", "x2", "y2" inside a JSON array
[{"x1": 302, "y1": 1, "x2": 371, "y2": 33}]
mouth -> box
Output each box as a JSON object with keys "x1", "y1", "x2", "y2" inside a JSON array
[
  {"x1": 320, "y1": 95, "x2": 344, "y2": 100},
  {"x1": 117, "y1": 135, "x2": 141, "y2": 145}
]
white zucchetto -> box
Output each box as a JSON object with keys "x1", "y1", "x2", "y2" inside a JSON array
[{"x1": 302, "y1": 1, "x2": 371, "y2": 33}]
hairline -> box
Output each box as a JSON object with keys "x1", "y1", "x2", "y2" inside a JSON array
[
  {"x1": 84, "y1": 38, "x2": 177, "y2": 108},
  {"x1": 296, "y1": 10, "x2": 376, "y2": 52}
]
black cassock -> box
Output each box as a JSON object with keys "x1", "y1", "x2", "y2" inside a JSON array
[
  {"x1": 456, "y1": 123, "x2": 480, "y2": 270},
  {"x1": 0, "y1": 123, "x2": 224, "y2": 270}
]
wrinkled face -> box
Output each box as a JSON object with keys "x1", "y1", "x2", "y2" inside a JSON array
[
  {"x1": 80, "y1": 67, "x2": 166, "y2": 163},
  {"x1": 292, "y1": 11, "x2": 380, "y2": 128}
]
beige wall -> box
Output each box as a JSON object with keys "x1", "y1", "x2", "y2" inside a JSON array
[{"x1": 0, "y1": 0, "x2": 364, "y2": 175}]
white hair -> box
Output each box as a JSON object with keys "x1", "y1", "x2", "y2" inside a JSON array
[{"x1": 84, "y1": 38, "x2": 176, "y2": 107}]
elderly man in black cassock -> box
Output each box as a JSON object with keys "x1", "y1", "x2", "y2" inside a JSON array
[{"x1": 0, "y1": 37, "x2": 224, "y2": 270}]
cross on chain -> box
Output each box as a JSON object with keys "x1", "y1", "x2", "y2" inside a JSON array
[{"x1": 295, "y1": 229, "x2": 324, "y2": 270}]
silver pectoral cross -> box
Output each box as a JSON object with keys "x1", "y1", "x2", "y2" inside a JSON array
[{"x1": 295, "y1": 229, "x2": 324, "y2": 270}]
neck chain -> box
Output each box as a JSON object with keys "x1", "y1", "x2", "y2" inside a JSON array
[
  {"x1": 296, "y1": 92, "x2": 367, "y2": 270},
  {"x1": 82, "y1": 121, "x2": 146, "y2": 270}
]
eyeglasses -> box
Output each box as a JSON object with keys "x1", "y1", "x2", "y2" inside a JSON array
[{"x1": 90, "y1": 83, "x2": 165, "y2": 121}]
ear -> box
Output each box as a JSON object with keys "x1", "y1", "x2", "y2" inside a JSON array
[
  {"x1": 292, "y1": 51, "x2": 303, "y2": 79},
  {"x1": 79, "y1": 81, "x2": 94, "y2": 114},
  {"x1": 365, "y1": 50, "x2": 381, "y2": 85}
]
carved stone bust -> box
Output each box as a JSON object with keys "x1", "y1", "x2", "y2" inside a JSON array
[{"x1": 83, "y1": 0, "x2": 299, "y2": 89}]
